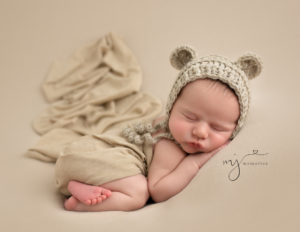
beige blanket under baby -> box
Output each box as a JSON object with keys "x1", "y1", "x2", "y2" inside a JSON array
[{"x1": 26, "y1": 33, "x2": 162, "y2": 195}]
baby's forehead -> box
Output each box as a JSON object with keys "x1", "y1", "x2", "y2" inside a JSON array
[{"x1": 175, "y1": 80, "x2": 240, "y2": 123}]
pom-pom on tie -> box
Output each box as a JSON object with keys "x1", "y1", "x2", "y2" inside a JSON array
[{"x1": 122, "y1": 122, "x2": 156, "y2": 145}]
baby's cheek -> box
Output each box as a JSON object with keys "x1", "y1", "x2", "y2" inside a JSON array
[
  {"x1": 178, "y1": 121, "x2": 189, "y2": 133},
  {"x1": 171, "y1": 120, "x2": 188, "y2": 136},
  {"x1": 213, "y1": 133, "x2": 230, "y2": 148}
]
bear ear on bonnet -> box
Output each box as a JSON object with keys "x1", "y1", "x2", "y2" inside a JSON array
[
  {"x1": 170, "y1": 45, "x2": 197, "y2": 70},
  {"x1": 170, "y1": 47, "x2": 263, "y2": 80},
  {"x1": 236, "y1": 53, "x2": 263, "y2": 80}
]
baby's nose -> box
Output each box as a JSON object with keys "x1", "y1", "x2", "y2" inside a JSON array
[{"x1": 192, "y1": 122, "x2": 208, "y2": 140}]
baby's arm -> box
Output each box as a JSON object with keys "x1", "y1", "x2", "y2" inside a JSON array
[{"x1": 148, "y1": 139, "x2": 222, "y2": 202}]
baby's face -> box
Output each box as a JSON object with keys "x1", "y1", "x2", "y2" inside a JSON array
[{"x1": 168, "y1": 79, "x2": 240, "y2": 154}]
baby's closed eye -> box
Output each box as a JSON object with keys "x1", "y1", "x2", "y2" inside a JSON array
[
  {"x1": 182, "y1": 112, "x2": 198, "y2": 121},
  {"x1": 210, "y1": 123, "x2": 234, "y2": 132},
  {"x1": 211, "y1": 125, "x2": 226, "y2": 131}
]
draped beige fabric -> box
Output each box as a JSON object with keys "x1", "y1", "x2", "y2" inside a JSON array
[{"x1": 26, "y1": 33, "x2": 162, "y2": 195}]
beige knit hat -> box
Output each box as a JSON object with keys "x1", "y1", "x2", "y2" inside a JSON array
[
  {"x1": 166, "y1": 45, "x2": 262, "y2": 138},
  {"x1": 122, "y1": 46, "x2": 262, "y2": 145}
]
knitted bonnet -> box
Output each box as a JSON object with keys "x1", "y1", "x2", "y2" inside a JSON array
[{"x1": 122, "y1": 46, "x2": 262, "y2": 145}]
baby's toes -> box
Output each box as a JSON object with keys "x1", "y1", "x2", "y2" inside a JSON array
[
  {"x1": 102, "y1": 189, "x2": 112, "y2": 197},
  {"x1": 97, "y1": 196, "x2": 103, "y2": 204},
  {"x1": 85, "y1": 199, "x2": 92, "y2": 205},
  {"x1": 91, "y1": 198, "x2": 98, "y2": 205}
]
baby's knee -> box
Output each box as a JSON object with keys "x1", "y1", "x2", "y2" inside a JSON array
[{"x1": 129, "y1": 176, "x2": 149, "y2": 210}]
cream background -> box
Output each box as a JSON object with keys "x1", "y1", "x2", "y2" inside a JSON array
[{"x1": 0, "y1": 0, "x2": 299, "y2": 231}]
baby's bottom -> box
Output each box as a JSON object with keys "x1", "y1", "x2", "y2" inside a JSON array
[{"x1": 64, "y1": 174, "x2": 149, "y2": 212}]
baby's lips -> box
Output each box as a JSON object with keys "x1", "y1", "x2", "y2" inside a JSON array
[{"x1": 188, "y1": 141, "x2": 205, "y2": 150}]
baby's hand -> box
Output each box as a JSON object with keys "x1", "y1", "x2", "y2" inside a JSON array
[{"x1": 187, "y1": 143, "x2": 228, "y2": 169}]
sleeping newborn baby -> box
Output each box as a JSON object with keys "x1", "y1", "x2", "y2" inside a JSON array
[{"x1": 62, "y1": 46, "x2": 262, "y2": 211}]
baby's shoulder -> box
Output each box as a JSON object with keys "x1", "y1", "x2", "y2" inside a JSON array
[
  {"x1": 154, "y1": 138, "x2": 184, "y2": 156},
  {"x1": 152, "y1": 138, "x2": 186, "y2": 167}
]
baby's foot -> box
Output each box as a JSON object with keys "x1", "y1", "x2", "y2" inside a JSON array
[
  {"x1": 64, "y1": 196, "x2": 78, "y2": 211},
  {"x1": 67, "y1": 180, "x2": 112, "y2": 205}
]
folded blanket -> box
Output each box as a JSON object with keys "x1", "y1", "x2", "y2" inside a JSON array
[{"x1": 26, "y1": 33, "x2": 162, "y2": 195}]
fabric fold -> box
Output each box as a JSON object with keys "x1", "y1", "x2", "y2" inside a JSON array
[{"x1": 27, "y1": 33, "x2": 162, "y2": 195}]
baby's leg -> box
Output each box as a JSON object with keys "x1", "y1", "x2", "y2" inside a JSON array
[
  {"x1": 67, "y1": 180, "x2": 112, "y2": 205},
  {"x1": 64, "y1": 174, "x2": 149, "y2": 212}
]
